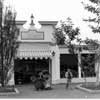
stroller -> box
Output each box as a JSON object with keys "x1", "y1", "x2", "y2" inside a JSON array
[{"x1": 31, "y1": 70, "x2": 51, "y2": 91}]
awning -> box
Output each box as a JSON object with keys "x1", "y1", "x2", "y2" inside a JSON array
[
  {"x1": 17, "y1": 50, "x2": 52, "y2": 59},
  {"x1": 16, "y1": 43, "x2": 53, "y2": 59}
]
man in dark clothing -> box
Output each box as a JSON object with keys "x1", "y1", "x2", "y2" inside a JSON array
[{"x1": 65, "y1": 69, "x2": 73, "y2": 89}]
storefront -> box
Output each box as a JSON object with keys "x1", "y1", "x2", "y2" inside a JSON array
[
  {"x1": 13, "y1": 16, "x2": 60, "y2": 85},
  {"x1": 59, "y1": 45, "x2": 96, "y2": 83},
  {"x1": 8, "y1": 16, "x2": 97, "y2": 86},
  {"x1": 14, "y1": 55, "x2": 50, "y2": 84}
]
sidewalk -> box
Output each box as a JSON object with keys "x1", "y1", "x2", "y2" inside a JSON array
[{"x1": 0, "y1": 83, "x2": 100, "y2": 98}]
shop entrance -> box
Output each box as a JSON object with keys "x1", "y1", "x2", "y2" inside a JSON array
[
  {"x1": 60, "y1": 54, "x2": 78, "y2": 78},
  {"x1": 14, "y1": 58, "x2": 49, "y2": 85}
]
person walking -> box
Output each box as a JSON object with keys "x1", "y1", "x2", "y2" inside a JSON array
[{"x1": 65, "y1": 68, "x2": 73, "y2": 89}]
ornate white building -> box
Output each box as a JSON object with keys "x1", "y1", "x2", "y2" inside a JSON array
[{"x1": 11, "y1": 15, "x2": 98, "y2": 85}]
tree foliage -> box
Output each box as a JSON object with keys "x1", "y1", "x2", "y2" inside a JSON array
[
  {"x1": 89, "y1": 0, "x2": 99, "y2": 4},
  {"x1": 54, "y1": 17, "x2": 80, "y2": 47},
  {"x1": 0, "y1": 5, "x2": 19, "y2": 86},
  {"x1": 54, "y1": 27, "x2": 66, "y2": 45},
  {"x1": 61, "y1": 18, "x2": 80, "y2": 42},
  {"x1": 82, "y1": 0, "x2": 100, "y2": 86},
  {"x1": 84, "y1": 38, "x2": 99, "y2": 50},
  {"x1": 82, "y1": 0, "x2": 100, "y2": 33},
  {"x1": 81, "y1": 54, "x2": 95, "y2": 77},
  {"x1": 82, "y1": 0, "x2": 100, "y2": 57}
]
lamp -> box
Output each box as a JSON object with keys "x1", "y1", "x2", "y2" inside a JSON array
[
  {"x1": 52, "y1": 51, "x2": 55, "y2": 56},
  {"x1": 30, "y1": 14, "x2": 35, "y2": 25}
]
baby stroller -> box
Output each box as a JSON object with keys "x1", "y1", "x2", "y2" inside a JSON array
[
  {"x1": 31, "y1": 70, "x2": 51, "y2": 91},
  {"x1": 42, "y1": 70, "x2": 51, "y2": 90}
]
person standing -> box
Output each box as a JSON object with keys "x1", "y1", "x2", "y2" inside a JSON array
[{"x1": 65, "y1": 68, "x2": 73, "y2": 89}]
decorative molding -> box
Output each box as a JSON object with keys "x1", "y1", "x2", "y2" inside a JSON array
[{"x1": 38, "y1": 21, "x2": 58, "y2": 25}]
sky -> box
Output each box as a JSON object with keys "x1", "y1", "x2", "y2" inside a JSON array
[{"x1": 3, "y1": 0, "x2": 100, "y2": 40}]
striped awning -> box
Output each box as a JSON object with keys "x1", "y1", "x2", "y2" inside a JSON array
[
  {"x1": 17, "y1": 50, "x2": 52, "y2": 59},
  {"x1": 16, "y1": 43, "x2": 53, "y2": 59}
]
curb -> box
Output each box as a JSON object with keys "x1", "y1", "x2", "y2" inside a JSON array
[
  {"x1": 0, "y1": 88, "x2": 19, "y2": 96},
  {"x1": 76, "y1": 84, "x2": 100, "y2": 93}
]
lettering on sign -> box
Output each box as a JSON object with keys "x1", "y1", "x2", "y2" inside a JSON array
[{"x1": 21, "y1": 30, "x2": 44, "y2": 40}]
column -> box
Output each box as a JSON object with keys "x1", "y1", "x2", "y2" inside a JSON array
[
  {"x1": 49, "y1": 58, "x2": 52, "y2": 85},
  {"x1": 78, "y1": 50, "x2": 81, "y2": 78},
  {"x1": 51, "y1": 45, "x2": 60, "y2": 84}
]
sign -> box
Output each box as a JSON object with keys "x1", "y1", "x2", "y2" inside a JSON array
[{"x1": 21, "y1": 30, "x2": 44, "y2": 40}]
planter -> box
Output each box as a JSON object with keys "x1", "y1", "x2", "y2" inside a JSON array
[
  {"x1": 0, "y1": 86, "x2": 19, "y2": 95},
  {"x1": 76, "y1": 83, "x2": 100, "y2": 93}
]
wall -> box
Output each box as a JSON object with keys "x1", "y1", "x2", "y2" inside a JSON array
[{"x1": 16, "y1": 21, "x2": 56, "y2": 43}]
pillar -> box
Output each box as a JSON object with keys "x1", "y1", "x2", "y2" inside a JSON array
[
  {"x1": 78, "y1": 50, "x2": 81, "y2": 78},
  {"x1": 49, "y1": 58, "x2": 52, "y2": 85},
  {"x1": 51, "y1": 45, "x2": 60, "y2": 84}
]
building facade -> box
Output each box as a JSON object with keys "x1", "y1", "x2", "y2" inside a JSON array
[
  {"x1": 9, "y1": 17, "x2": 100, "y2": 85},
  {"x1": 13, "y1": 18, "x2": 60, "y2": 85}
]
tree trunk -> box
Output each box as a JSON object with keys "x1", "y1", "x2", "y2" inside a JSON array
[
  {"x1": 82, "y1": 71, "x2": 87, "y2": 85},
  {"x1": 95, "y1": 60, "x2": 100, "y2": 86},
  {"x1": 78, "y1": 49, "x2": 87, "y2": 84},
  {"x1": 6, "y1": 59, "x2": 15, "y2": 86},
  {"x1": 96, "y1": 70, "x2": 99, "y2": 86}
]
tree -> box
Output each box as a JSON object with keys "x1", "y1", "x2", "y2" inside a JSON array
[
  {"x1": 82, "y1": 0, "x2": 100, "y2": 86},
  {"x1": 54, "y1": 17, "x2": 87, "y2": 81},
  {"x1": 54, "y1": 17, "x2": 81, "y2": 54},
  {"x1": 0, "y1": 0, "x2": 19, "y2": 87},
  {"x1": 53, "y1": 24, "x2": 66, "y2": 45},
  {"x1": 54, "y1": 17, "x2": 80, "y2": 45},
  {"x1": 54, "y1": 17, "x2": 96, "y2": 84}
]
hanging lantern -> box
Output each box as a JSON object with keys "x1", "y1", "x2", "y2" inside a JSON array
[{"x1": 52, "y1": 51, "x2": 55, "y2": 56}]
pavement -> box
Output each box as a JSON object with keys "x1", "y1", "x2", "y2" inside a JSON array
[{"x1": 0, "y1": 83, "x2": 100, "y2": 98}]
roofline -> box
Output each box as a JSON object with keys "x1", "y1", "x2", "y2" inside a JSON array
[
  {"x1": 58, "y1": 44, "x2": 87, "y2": 48},
  {"x1": 16, "y1": 20, "x2": 27, "y2": 25},
  {"x1": 16, "y1": 20, "x2": 58, "y2": 25},
  {"x1": 38, "y1": 21, "x2": 58, "y2": 25}
]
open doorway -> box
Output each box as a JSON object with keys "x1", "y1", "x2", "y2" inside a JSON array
[
  {"x1": 60, "y1": 54, "x2": 78, "y2": 78},
  {"x1": 14, "y1": 58, "x2": 49, "y2": 85},
  {"x1": 81, "y1": 53, "x2": 95, "y2": 77}
]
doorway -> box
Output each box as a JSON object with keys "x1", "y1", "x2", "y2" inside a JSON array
[{"x1": 14, "y1": 58, "x2": 49, "y2": 84}]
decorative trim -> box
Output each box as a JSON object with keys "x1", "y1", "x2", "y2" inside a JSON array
[{"x1": 17, "y1": 51, "x2": 52, "y2": 59}]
